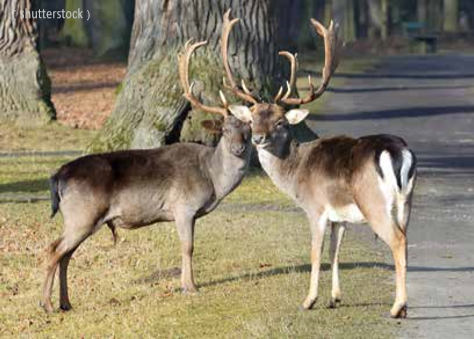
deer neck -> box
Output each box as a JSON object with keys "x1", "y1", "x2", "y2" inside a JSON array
[
  {"x1": 256, "y1": 139, "x2": 301, "y2": 200},
  {"x1": 206, "y1": 138, "x2": 251, "y2": 201}
]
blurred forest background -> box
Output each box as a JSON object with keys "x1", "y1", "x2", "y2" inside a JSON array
[{"x1": 1, "y1": 0, "x2": 473, "y2": 151}]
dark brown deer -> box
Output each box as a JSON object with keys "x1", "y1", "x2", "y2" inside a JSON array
[
  {"x1": 41, "y1": 38, "x2": 254, "y2": 313},
  {"x1": 221, "y1": 11, "x2": 417, "y2": 318}
]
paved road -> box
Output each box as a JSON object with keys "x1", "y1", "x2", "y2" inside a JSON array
[{"x1": 307, "y1": 54, "x2": 474, "y2": 338}]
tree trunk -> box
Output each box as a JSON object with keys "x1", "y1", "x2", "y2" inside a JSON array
[
  {"x1": 380, "y1": 0, "x2": 389, "y2": 40},
  {"x1": 333, "y1": 0, "x2": 356, "y2": 42},
  {"x1": 62, "y1": 0, "x2": 88, "y2": 47},
  {"x1": 0, "y1": 0, "x2": 55, "y2": 125},
  {"x1": 62, "y1": 0, "x2": 134, "y2": 57},
  {"x1": 443, "y1": 0, "x2": 458, "y2": 32},
  {"x1": 419, "y1": 0, "x2": 441, "y2": 33},
  {"x1": 89, "y1": 0, "x2": 316, "y2": 152},
  {"x1": 418, "y1": 0, "x2": 428, "y2": 24}
]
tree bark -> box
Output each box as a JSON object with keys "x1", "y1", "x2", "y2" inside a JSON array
[
  {"x1": 0, "y1": 0, "x2": 55, "y2": 125},
  {"x1": 89, "y1": 0, "x2": 316, "y2": 152},
  {"x1": 443, "y1": 0, "x2": 458, "y2": 32}
]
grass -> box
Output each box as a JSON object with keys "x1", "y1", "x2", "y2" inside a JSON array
[
  {"x1": 0, "y1": 188, "x2": 395, "y2": 338},
  {"x1": 0, "y1": 122, "x2": 95, "y2": 152},
  {"x1": 0, "y1": 57, "x2": 398, "y2": 338},
  {"x1": 0, "y1": 156, "x2": 397, "y2": 338}
]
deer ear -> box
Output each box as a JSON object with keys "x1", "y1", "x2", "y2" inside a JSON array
[
  {"x1": 285, "y1": 109, "x2": 309, "y2": 125},
  {"x1": 201, "y1": 120, "x2": 223, "y2": 134},
  {"x1": 229, "y1": 105, "x2": 253, "y2": 123}
]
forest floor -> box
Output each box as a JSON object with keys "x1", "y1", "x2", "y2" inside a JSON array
[
  {"x1": 0, "y1": 50, "x2": 399, "y2": 338},
  {"x1": 43, "y1": 47, "x2": 127, "y2": 130}
]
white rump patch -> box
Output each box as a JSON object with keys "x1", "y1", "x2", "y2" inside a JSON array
[
  {"x1": 379, "y1": 151, "x2": 399, "y2": 191},
  {"x1": 399, "y1": 149, "x2": 413, "y2": 191}
]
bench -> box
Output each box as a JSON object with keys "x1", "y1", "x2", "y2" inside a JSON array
[{"x1": 403, "y1": 22, "x2": 437, "y2": 54}]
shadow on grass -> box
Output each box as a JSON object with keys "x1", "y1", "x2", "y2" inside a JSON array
[
  {"x1": 137, "y1": 262, "x2": 474, "y2": 287},
  {"x1": 0, "y1": 178, "x2": 49, "y2": 193}
]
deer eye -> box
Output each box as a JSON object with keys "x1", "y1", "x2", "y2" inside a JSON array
[{"x1": 276, "y1": 120, "x2": 285, "y2": 127}]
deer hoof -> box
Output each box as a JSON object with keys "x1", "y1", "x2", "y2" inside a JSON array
[
  {"x1": 60, "y1": 302, "x2": 72, "y2": 311},
  {"x1": 182, "y1": 287, "x2": 199, "y2": 295},
  {"x1": 299, "y1": 298, "x2": 317, "y2": 311},
  {"x1": 328, "y1": 297, "x2": 341, "y2": 309},
  {"x1": 40, "y1": 301, "x2": 55, "y2": 314},
  {"x1": 390, "y1": 304, "x2": 407, "y2": 318}
]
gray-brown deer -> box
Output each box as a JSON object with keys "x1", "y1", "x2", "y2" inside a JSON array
[
  {"x1": 221, "y1": 11, "x2": 417, "y2": 318},
  {"x1": 40, "y1": 38, "x2": 253, "y2": 313}
]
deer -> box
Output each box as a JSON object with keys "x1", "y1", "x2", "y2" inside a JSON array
[
  {"x1": 219, "y1": 11, "x2": 417, "y2": 318},
  {"x1": 40, "y1": 37, "x2": 253, "y2": 313}
]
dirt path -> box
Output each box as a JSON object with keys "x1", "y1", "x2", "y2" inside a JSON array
[{"x1": 306, "y1": 54, "x2": 474, "y2": 338}]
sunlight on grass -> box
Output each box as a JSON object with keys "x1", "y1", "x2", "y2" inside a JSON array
[
  {"x1": 0, "y1": 122, "x2": 95, "y2": 152},
  {"x1": 0, "y1": 199, "x2": 394, "y2": 338},
  {"x1": 0, "y1": 57, "x2": 397, "y2": 338},
  {"x1": 0, "y1": 154, "x2": 395, "y2": 338}
]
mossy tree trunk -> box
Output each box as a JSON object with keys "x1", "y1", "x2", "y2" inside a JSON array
[
  {"x1": 89, "y1": 0, "x2": 316, "y2": 152},
  {"x1": 443, "y1": 0, "x2": 458, "y2": 32},
  {"x1": 61, "y1": 0, "x2": 88, "y2": 47},
  {"x1": 0, "y1": 0, "x2": 55, "y2": 125},
  {"x1": 61, "y1": 0, "x2": 133, "y2": 57}
]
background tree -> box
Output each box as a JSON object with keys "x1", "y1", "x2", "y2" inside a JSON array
[
  {"x1": 89, "y1": 0, "x2": 316, "y2": 152},
  {"x1": 61, "y1": 0, "x2": 134, "y2": 57},
  {"x1": 444, "y1": 0, "x2": 459, "y2": 32},
  {"x1": 332, "y1": 0, "x2": 357, "y2": 43},
  {"x1": 0, "y1": 0, "x2": 55, "y2": 125}
]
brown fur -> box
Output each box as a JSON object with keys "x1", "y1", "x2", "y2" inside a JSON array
[
  {"x1": 41, "y1": 115, "x2": 252, "y2": 313},
  {"x1": 249, "y1": 103, "x2": 417, "y2": 318}
]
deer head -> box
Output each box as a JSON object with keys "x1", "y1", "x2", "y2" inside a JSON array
[
  {"x1": 178, "y1": 38, "x2": 251, "y2": 157},
  {"x1": 218, "y1": 10, "x2": 342, "y2": 157}
]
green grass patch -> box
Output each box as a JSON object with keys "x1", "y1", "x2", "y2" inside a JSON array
[
  {"x1": 0, "y1": 122, "x2": 95, "y2": 152},
  {"x1": 0, "y1": 154, "x2": 396, "y2": 338},
  {"x1": 0, "y1": 56, "x2": 396, "y2": 338}
]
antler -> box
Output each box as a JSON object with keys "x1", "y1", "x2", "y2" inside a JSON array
[
  {"x1": 278, "y1": 20, "x2": 342, "y2": 106},
  {"x1": 274, "y1": 51, "x2": 297, "y2": 102},
  {"x1": 178, "y1": 39, "x2": 229, "y2": 116},
  {"x1": 221, "y1": 9, "x2": 259, "y2": 105}
]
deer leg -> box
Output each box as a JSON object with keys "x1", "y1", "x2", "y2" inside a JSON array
[
  {"x1": 366, "y1": 214, "x2": 408, "y2": 318},
  {"x1": 42, "y1": 213, "x2": 94, "y2": 313},
  {"x1": 106, "y1": 221, "x2": 118, "y2": 245},
  {"x1": 329, "y1": 222, "x2": 346, "y2": 308},
  {"x1": 176, "y1": 213, "x2": 197, "y2": 293},
  {"x1": 58, "y1": 239, "x2": 85, "y2": 312},
  {"x1": 42, "y1": 231, "x2": 89, "y2": 313},
  {"x1": 41, "y1": 237, "x2": 62, "y2": 313},
  {"x1": 390, "y1": 229, "x2": 407, "y2": 318},
  {"x1": 58, "y1": 251, "x2": 73, "y2": 311},
  {"x1": 301, "y1": 211, "x2": 327, "y2": 310}
]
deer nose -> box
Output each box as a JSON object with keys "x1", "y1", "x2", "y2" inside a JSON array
[
  {"x1": 252, "y1": 134, "x2": 266, "y2": 145},
  {"x1": 231, "y1": 144, "x2": 246, "y2": 155}
]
